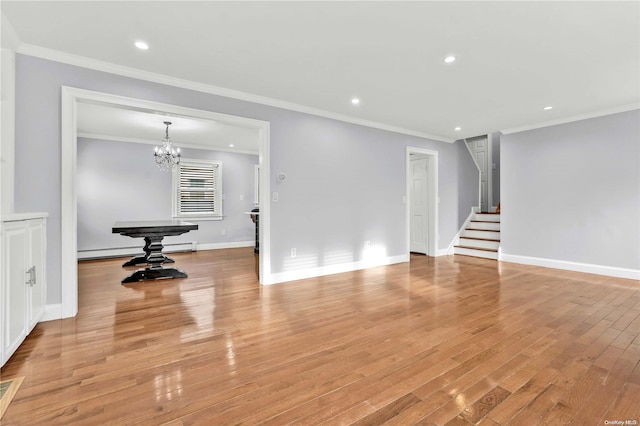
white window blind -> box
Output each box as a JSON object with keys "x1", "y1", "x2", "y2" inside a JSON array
[{"x1": 174, "y1": 160, "x2": 222, "y2": 218}]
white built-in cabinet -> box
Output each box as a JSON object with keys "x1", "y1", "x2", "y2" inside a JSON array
[{"x1": 1, "y1": 213, "x2": 47, "y2": 367}]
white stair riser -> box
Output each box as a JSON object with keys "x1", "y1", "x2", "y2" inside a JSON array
[
  {"x1": 468, "y1": 221, "x2": 500, "y2": 231},
  {"x1": 473, "y1": 214, "x2": 501, "y2": 223},
  {"x1": 454, "y1": 247, "x2": 498, "y2": 260},
  {"x1": 462, "y1": 229, "x2": 500, "y2": 240},
  {"x1": 459, "y1": 238, "x2": 500, "y2": 250}
]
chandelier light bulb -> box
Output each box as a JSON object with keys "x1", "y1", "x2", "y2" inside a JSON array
[{"x1": 154, "y1": 121, "x2": 181, "y2": 171}]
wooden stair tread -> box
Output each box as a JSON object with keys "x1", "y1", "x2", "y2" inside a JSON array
[
  {"x1": 455, "y1": 245, "x2": 498, "y2": 253},
  {"x1": 470, "y1": 220, "x2": 501, "y2": 223},
  {"x1": 466, "y1": 228, "x2": 500, "y2": 232},
  {"x1": 454, "y1": 253, "x2": 498, "y2": 260},
  {"x1": 460, "y1": 236, "x2": 500, "y2": 242}
]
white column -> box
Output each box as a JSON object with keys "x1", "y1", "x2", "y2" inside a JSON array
[{"x1": 1, "y1": 47, "x2": 16, "y2": 214}]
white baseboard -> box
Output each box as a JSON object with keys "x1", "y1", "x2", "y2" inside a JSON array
[
  {"x1": 196, "y1": 241, "x2": 254, "y2": 250},
  {"x1": 264, "y1": 254, "x2": 408, "y2": 285},
  {"x1": 436, "y1": 249, "x2": 449, "y2": 257},
  {"x1": 500, "y1": 253, "x2": 640, "y2": 281},
  {"x1": 42, "y1": 304, "x2": 62, "y2": 322},
  {"x1": 78, "y1": 241, "x2": 254, "y2": 260}
]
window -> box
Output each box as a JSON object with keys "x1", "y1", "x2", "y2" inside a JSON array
[{"x1": 173, "y1": 159, "x2": 222, "y2": 219}]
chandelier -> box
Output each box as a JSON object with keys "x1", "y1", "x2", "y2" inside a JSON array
[{"x1": 154, "y1": 121, "x2": 181, "y2": 171}]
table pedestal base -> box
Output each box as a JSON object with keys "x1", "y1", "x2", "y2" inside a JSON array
[
  {"x1": 120, "y1": 235, "x2": 186, "y2": 284},
  {"x1": 121, "y1": 267, "x2": 187, "y2": 284},
  {"x1": 122, "y1": 236, "x2": 176, "y2": 267},
  {"x1": 122, "y1": 255, "x2": 175, "y2": 267},
  {"x1": 112, "y1": 221, "x2": 198, "y2": 285}
]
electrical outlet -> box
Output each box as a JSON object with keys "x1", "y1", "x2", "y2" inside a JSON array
[
  {"x1": 239, "y1": 194, "x2": 244, "y2": 201},
  {"x1": 364, "y1": 241, "x2": 371, "y2": 249},
  {"x1": 221, "y1": 228, "x2": 226, "y2": 236},
  {"x1": 291, "y1": 248, "x2": 297, "y2": 258}
]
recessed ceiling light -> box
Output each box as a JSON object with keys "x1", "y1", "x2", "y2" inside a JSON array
[
  {"x1": 351, "y1": 98, "x2": 360, "y2": 105},
  {"x1": 229, "y1": 144, "x2": 235, "y2": 148},
  {"x1": 444, "y1": 56, "x2": 456, "y2": 63},
  {"x1": 455, "y1": 127, "x2": 462, "y2": 131},
  {"x1": 543, "y1": 106, "x2": 553, "y2": 110},
  {"x1": 135, "y1": 41, "x2": 149, "y2": 50}
]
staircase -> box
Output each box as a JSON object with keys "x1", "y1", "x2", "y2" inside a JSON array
[{"x1": 454, "y1": 212, "x2": 500, "y2": 260}]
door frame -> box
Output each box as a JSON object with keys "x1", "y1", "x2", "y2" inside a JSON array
[
  {"x1": 405, "y1": 147, "x2": 438, "y2": 257},
  {"x1": 61, "y1": 86, "x2": 271, "y2": 318},
  {"x1": 465, "y1": 135, "x2": 494, "y2": 212}
]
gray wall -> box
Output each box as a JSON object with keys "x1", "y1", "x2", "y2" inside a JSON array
[
  {"x1": 77, "y1": 137, "x2": 258, "y2": 251},
  {"x1": 14, "y1": 54, "x2": 477, "y2": 305},
  {"x1": 501, "y1": 110, "x2": 640, "y2": 270}
]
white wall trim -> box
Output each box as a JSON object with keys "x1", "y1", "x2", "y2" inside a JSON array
[
  {"x1": 62, "y1": 87, "x2": 271, "y2": 319},
  {"x1": 405, "y1": 147, "x2": 439, "y2": 257},
  {"x1": 61, "y1": 87, "x2": 78, "y2": 318},
  {"x1": 78, "y1": 243, "x2": 196, "y2": 260},
  {"x1": 487, "y1": 133, "x2": 493, "y2": 211},
  {"x1": 77, "y1": 241, "x2": 255, "y2": 260},
  {"x1": 500, "y1": 252, "x2": 640, "y2": 281},
  {"x1": 265, "y1": 254, "x2": 409, "y2": 285},
  {"x1": 446, "y1": 208, "x2": 476, "y2": 255},
  {"x1": 197, "y1": 241, "x2": 254, "y2": 251},
  {"x1": 19, "y1": 44, "x2": 453, "y2": 144},
  {"x1": 501, "y1": 104, "x2": 640, "y2": 135},
  {"x1": 1, "y1": 48, "x2": 16, "y2": 214},
  {"x1": 42, "y1": 304, "x2": 62, "y2": 322}
]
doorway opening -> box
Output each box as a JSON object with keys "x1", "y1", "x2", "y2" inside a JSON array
[
  {"x1": 61, "y1": 87, "x2": 271, "y2": 318},
  {"x1": 406, "y1": 147, "x2": 438, "y2": 258},
  {"x1": 465, "y1": 135, "x2": 493, "y2": 213}
]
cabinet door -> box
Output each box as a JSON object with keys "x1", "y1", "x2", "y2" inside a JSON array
[
  {"x1": 2, "y1": 222, "x2": 28, "y2": 363},
  {"x1": 28, "y1": 219, "x2": 46, "y2": 329}
]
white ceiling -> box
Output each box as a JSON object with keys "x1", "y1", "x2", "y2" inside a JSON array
[{"x1": 2, "y1": 1, "x2": 639, "y2": 142}]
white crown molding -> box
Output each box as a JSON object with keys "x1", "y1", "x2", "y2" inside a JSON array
[
  {"x1": 17, "y1": 43, "x2": 454, "y2": 143},
  {"x1": 77, "y1": 132, "x2": 259, "y2": 155},
  {"x1": 501, "y1": 103, "x2": 640, "y2": 135}
]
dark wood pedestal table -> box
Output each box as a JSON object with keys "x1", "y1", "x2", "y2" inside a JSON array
[{"x1": 112, "y1": 220, "x2": 198, "y2": 284}]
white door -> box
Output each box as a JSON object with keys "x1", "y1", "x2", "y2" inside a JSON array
[
  {"x1": 410, "y1": 157, "x2": 428, "y2": 254},
  {"x1": 468, "y1": 137, "x2": 489, "y2": 212}
]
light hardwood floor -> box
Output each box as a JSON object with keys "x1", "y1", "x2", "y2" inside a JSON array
[{"x1": 1, "y1": 249, "x2": 639, "y2": 425}]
